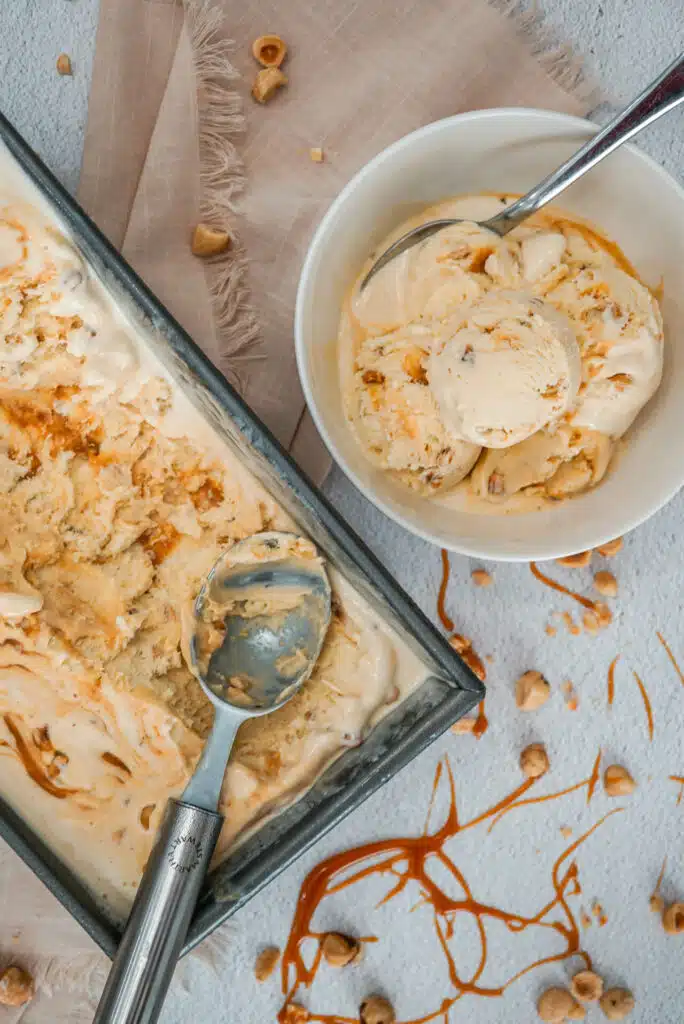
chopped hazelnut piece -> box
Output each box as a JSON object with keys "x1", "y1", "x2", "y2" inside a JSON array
[
  {"x1": 603, "y1": 764, "x2": 636, "y2": 797},
  {"x1": 595, "y1": 537, "x2": 623, "y2": 558},
  {"x1": 560, "y1": 826, "x2": 573, "y2": 839},
  {"x1": 252, "y1": 66, "x2": 287, "y2": 103},
  {"x1": 582, "y1": 610, "x2": 600, "y2": 634},
  {"x1": 663, "y1": 901, "x2": 684, "y2": 934},
  {"x1": 471, "y1": 568, "x2": 493, "y2": 587},
  {"x1": 283, "y1": 1003, "x2": 309, "y2": 1024},
  {"x1": 556, "y1": 551, "x2": 591, "y2": 568},
  {"x1": 599, "y1": 988, "x2": 635, "y2": 1020},
  {"x1": 450, "y1": 634, "x2": 469, "y2": 654},
  {"x1": 594, "y1": 571, "x2": 618, "y2": 597},
  {"x1": 567, "y1": 1003, "x2": 586, "y2": 1020},
  {"x1": 545, "y1": 623, "x2": 557, "y2": 637},
  {"x1": 321, "y1": 932, "x2": 362, "y2": 967},
  {"x1": 0, "y1": 966, "x2": 35, "y2": 1007},
  {"x1": 252, "y1": 34, "x2": 287, "y2": 67},
  {"x1": 309, "y1": 147, "x2": 325, "y2": 163},
  {"x1": 254, "y1": 946, "x2": 280, "y2": 981},
  {"x1": 571, "y1": 970, "x2": 604, "y2": 1003},
  {"x1": 650, "y1": 893, "x2": 665, "y2": 913},
  {"x1": 520, "y1": 742, "x2": 549, "y2": 779},
  {"x1": 191, "y1": 223, "x2": 232, "y2": 258},
  {"x1": 360, "y1": 995, "x2": 395, "y2": 1024},
  {"x1": 515, "y1": 670, "x2": 550, "y2": 711},
  {"x1": 56, "y1": 53, "x2": 72, "y2": 76},
  {"x1": 537, "y1": 987, "x2": 579, "y2": 1022},
  {"x1": 452, "y1": 717, "x2": 477, "y2": 734}
]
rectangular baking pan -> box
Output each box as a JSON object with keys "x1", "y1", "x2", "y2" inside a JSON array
[{"x1": 0, "y1": 110, "x2": 484, "y2": 958}]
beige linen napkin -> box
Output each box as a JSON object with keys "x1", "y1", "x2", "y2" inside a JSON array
[{"x1": 78, "y1": 0, "x2": 594, "y2": 484}]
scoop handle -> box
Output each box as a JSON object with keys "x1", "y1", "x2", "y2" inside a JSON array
[
  {"x1": 93, "y1": 799, "x2": 223, "y2": 1024},
  {"x1": 487, "y1": 51, "x2": 684, "y2": 235}
]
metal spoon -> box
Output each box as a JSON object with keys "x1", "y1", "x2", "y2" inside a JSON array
[
  {"x1": 94, "y1": 531, "x2": 332, "y2": 1024},
  {"x1": 361, "y1": 52, "x2": 684, "y2": 289}
]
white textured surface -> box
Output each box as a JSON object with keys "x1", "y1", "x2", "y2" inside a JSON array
[{"x1": 1, "y1": 2, "x2": 684, "y2": 1022}]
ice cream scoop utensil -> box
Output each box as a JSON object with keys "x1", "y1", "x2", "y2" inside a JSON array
[
  {"x1": 362, "y1": 53, "x2": 684, "y2": 289},
  {"x1": 94, "y1": 532, "x2": 331, "y2": 1024}
]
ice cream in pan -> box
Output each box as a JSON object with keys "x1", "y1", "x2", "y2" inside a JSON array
[
  {"x1": 341, "y1": 194, "x2": 663, "y2": 509},
  {"x1": 0, "y1": 185, "x2": 427, "y2": 921}
]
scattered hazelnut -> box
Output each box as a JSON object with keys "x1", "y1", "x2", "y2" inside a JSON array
[
  {"x1": 594, "y1": 571, "x2": 618, "y2": 597},
  {"x1": 450, "y1": 634, "x2": 469, "y2": 654},
  {"x1": 571, "y1": 970, "x2": 604, "y2": 1003},
  {"x1": 0, "y1": 966, "x2": 35, "y2": 1007},
  {"x1": 603, "y1": 764, "x2": 636, "y2": 797},
  {"x1": 251, "y1": 34, "x2": 287, "y2": 67},
  {"x1": 595, "y1": 537, "x2": 623, "y2": 558},
  {"x1": 537, "y1": 987, "x2": 579, "y2": 1022},
  {"x1": 649, "y1": 893, "x2": 665, "y2": 913},
  {"x1": 282, "y1": 1003, "x2": 309, "y2": 1024},
  {"x1": 582, "y1": 610, "x2": 600, "y2": 634},
  {"x1": 360, "y1": 995, "x2": 395, "y2": 1024},
  {"x1": 515, "y1": 670, "x2": 551, "y2": 711},
  {"x1": 254, "y1": 946, "x2": 280, "y2": 981},
  {"x1": 471, "y1": 568, "x2": 493, "y2": 587},
  {"x1": 309, "y1": 147, "x2": 325, "y2": 163},
  {"x1": 191, "y1": 223, "x2": 232, "y2": 258},
  {"x1": 599, "y1": 988, "x2": 635, "y2": 1020},
  {"x1": 663, "y1": 902, "x2": 684, "y2": 935},
  {"x1": 520, "y1": 743, "x2": 549, "y2": 779},
  {"x1": 56, "y1": 53, "x2": 72, "y2": 76},
  {"x1": 560, "y1": 826, "x2": 573, "y2": 839},
  {"x1": 594, "y1": 602, "x2": 613, "y2": 628},
  {"x1": 556, "y1": 551, "x2": 591, "y2": 568},
  {"x1": 451, "y1": 717, "x2": 477, "y2": 734},
  {"x1": 321, "y1": 932, "x2": 361, "y2": 967},
  {"x1": 252, "y1": 66, "x2": 287, "y2": 103},
  {"x1": 449, "y1": 634, "x2": 486, "y2": 682}
]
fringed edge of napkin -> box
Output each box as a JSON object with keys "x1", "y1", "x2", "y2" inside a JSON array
[{"x1": 184, "y1": 0, "x2": 260, "y2": 388}]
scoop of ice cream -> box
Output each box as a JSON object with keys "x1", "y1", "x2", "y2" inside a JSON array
[{"x1": 427, "y1": 293, "x2": 581, "y2": 448}]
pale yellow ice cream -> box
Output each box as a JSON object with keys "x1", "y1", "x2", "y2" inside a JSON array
[
  {"x1": 0, "y1": 160, "x2": 426, "y2": 920},
  {"x1": 339, "y1": 194, "x2": 664, "y2": 511}
]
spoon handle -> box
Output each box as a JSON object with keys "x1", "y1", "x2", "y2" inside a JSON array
[{"x1": 488, "y1": 51, "x2": 684, "y2": 235}]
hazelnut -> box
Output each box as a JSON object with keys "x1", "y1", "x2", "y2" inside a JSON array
[
  {"x1": 520, "y1": 743, "x2": 550, "y2": 779},
  {"x1": 56, "y1": 53, "x2": 72, "y2": 76},
  {"x1": 321, "y1": 932, "x2": 362, "y2": 967},
  {"x1": 252, "y1": 34, "x2": 287, "y2": 67},
  {"x1": 594, "y1": 571, "x2": 618, "y2": 597},
  {"x1": 663, "y1": 902, "x2": 684, "y2": 934},
  {"x1": 595, "y1": 537, "x2": 623, "y2": 558},
  {"x1": 603, "y1": 764, "x2": 636, "y2": 797},
  {"x1": 556, "y1": 551, "x2": 591, "y2": 568},
  {"x1": 537, "y1": 987, "x2": 579, "y2": 1022},
  {"x1": 254, "y1": 946, "x2": 280, "y2": 981},
  {"x1": 0, "y1": 966, "x2": 35, "y2": 1007},
  {"x1": 360, "y1": 995, "x2": 395, "y2": 1024},
  {"x1": 191, "y1": 223, "x2": 232, "y2": 258},
  {"x1": 282, "y1": 1003, "x2": 309, "y2": 1024},
  {"x1": 567, "y1": 1003, "x2": 586, "y2": 1020},
  {"x1": 252, "y1": 66, "x2": 287, "y2": 103},
  {"x1": 309, "y1": 147, "x2": 325, "y2": 163},
  {"x1": 570, "y1": 970, "x2": 604, "y2": 1003},
  {"x1": 599, "y1": 988, "x2": 635, "y2": 1020},
  {"x1": 451, "y1": 717, "x2": 477, "y2": 734},
  {"x1": 515, "y1": 670, "x2": 551, "y2": 711},
  {"x1": 594, "y1": 602, "x2": 613, "y2": 628},
  {"x1": 471, "y1": 568, "x2": 493, "y2": 587},
  {"x1": 450, "y1": 634, "x2": 470, "y2": 654}
]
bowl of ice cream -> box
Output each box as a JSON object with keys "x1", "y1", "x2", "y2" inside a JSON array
[{"x1": 295, "y1": 109, "x2": 684, "y2": 560}]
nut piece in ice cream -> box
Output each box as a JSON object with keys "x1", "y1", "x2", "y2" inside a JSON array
[
  {"x1": 191, "y1": 223, "x2": 232, "y2": 258},
  {"x1": 599, "y1": 988, "x2": 635, "y2": 1020},
  {"x1": 662, "y1": 902, "x2": 684, "y2": 935},
  {"x1": 520, "y1": 742, "x2": 549, "y2": 778},
  {"x1": 515, "y1": 670, "x2": 550, "y2": 710},
  {"x1": 252, "y1": 66, "x2": 287, "y2": 103},
  {"x1": 252, "y1": 34, "x2": 287, "y2": 67},
  {"x1": 603, "y1": 764, "x2": 636, "y2": 797},
  {"x1": 321, "y1": 932, "x2": 362, "y2": 967},
  {"x1": 428, "y1": 293, "x2": 581, "y2": 448},
  {"x1": 537, "y1": 987, "x2": 580, "y2": 1022},
  {"x1": 570, "y1": 970, "x2": 604, "y2": 1003},
  {"x1": 254, "y1": 946, "x2": 280, "y2": 981},
  {"x1": 360, "y1": 995, "x2": 396, "y2": 1024},
  {"x1": 0, "y1": 966, "x2": 34, "y2": 1007},
  {"x1": 310, "y1": 147, "x2": 325, "y2": 163}
]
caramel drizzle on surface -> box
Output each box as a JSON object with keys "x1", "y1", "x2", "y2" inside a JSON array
[
  {"x1": 529, "y1": 562, "x2": 602, "y2": 614},
  {"x1": 632, "y1": 672, "x2": 654, "y2": 742},
  {"x1": 668, "y1": 777, "x2": 684, "y2": 807},
  {"x1": 656, "y1": 631, "x2": 684, "y2": 689},
  {"x1": 437, "y1": 550, "x2": 454, "y2": 632},
  {"x1": 277, "y1": 757, "x2": 620, "y2": 1024},
  {"x1": 607, "y1": 655, "x2": 620, "y2": 708}
]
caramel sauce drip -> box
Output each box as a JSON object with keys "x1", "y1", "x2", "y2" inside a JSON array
[
  {"x1": 472, "y1": 700, "x2": 488, "y2": 739},
  {"x1": 437, "y1": 550, "x2": 454, "y2": 632},
  {"x1": 656, "y1": 631, "x2": 684, "y2": 688},
  {"x1": 607, "y1": 655, "x2": 620, "y2": 707},
  {"x1": 669, "y1": 777, "x2": 684, "y2": 807},
  {"x1": 101, "y1": 751, "x2": 132, "y2": 776},
  {"x1": 488, "y1": 750, "x2": 602, "y2": 834},
  {"x1": 529, "y1": 561, "x2": 602, "y2": 613},
  {"x1": 632, "y1": 672, "x2": 654, "y2": 741},
  {"x1": 2, "y1": 714, "x2": 79, "y2": 800},
  {"x1": 278, "y1": 757, "x2": 619, "y2": 1023}
]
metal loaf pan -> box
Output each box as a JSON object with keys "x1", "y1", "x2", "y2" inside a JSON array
[{"x1": 0, "y1": 112, "x2": 484, "y2": 958}]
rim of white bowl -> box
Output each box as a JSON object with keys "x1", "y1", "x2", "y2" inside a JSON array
[{"x1": 295, "y1": 107, "x2": 684, "y2": 561}]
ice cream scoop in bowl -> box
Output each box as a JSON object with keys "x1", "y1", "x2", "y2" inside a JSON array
[{"x1": 94, "y1": 532, "x2": 331, "y2": 1024}]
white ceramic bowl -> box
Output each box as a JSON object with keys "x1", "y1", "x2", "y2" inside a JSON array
[{"x1": 295, "y1": 109, "x2": 684, "y2": 561}]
